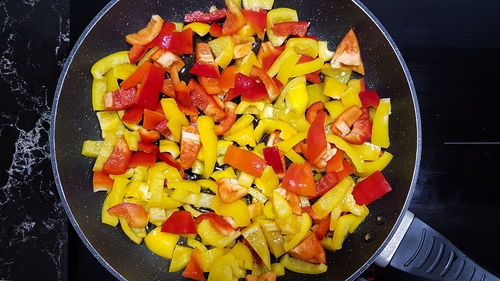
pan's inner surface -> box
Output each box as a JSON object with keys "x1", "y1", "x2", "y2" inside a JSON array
[{"x1": 53, "y1": 0, "x2": 418, "y2": 280}]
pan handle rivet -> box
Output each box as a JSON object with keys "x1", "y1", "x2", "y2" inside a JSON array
[
  {"x1": 375, "y1": 215, "x2": 386, "y2": 225},
  {"x1": 364, "y1": 231, "x2": 376, "y2": 242}
]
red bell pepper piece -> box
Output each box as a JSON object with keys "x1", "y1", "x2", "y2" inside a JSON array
[
  {"x1": 180, "y1": 125, "x2": 202, "y2": 170},
  {"x1": 224, "y1": 145, "x2": 266, "y2": 178},
  {"x1": 285, "y1": 190, "x2": 302, "y2": 216},
  {"x1": 222, "y1": 0, "x2": 246, "y2": 35},
  {"x1": 289, "y1": 232, "x2": 326, "y2": 264},
  {"x1": 326, "y1": 150, "x2": 344, "y2": 173},
  {"x1": 128, "y1": 44, "x2": 147, "y2": 64},
  {"x1": 154, "y1": 120, "x2": 174, "y2": 140},
  {"x1": 360, "y1": 78, "x2": 366, "y2": 92},
  {"x1": 135, "y1": 63, "x2": 165, "y2": 110},
  {"x1": 161, "y1": 78, "x2": 176, "y2": 98},
  {"x1": 158, "y1": 152, "x2": 186, "y2": 178},
  {"x1": 305, "y1": 110, "x2": 327, "y2": 164},
  {"x1": 302, "y1": 206, "x2": 322, "y2": 223},
  {"x1": 242, "y1": 9, "x2": 267, "y2": 37},
  {"x1": 161, "y1": 210, "x2": 197, "y2": 234},
  {"x1": 219, "y1": 65, "x2": 237, "y2": 92},
  {"x1": 306, "y1": 101, "x2": 325, "y2": 124},
  {"x1": 199, "y1": 76, "x2": 223, "y2": 95},
  {"x1": 314, "y1": 171, "x2": 339, "y2": 198},
  {"x1": 189, "y1": 62, "x2": 220, "y2": 78},
  {"x1": 92, "y1": 171, "x2": 114, "y2": 192},
  {"x1": 138, "y1": 127, "x2": 160, "y2": 143},
  {"x1": 331, "y1": 105, "x2": 363, "y2": 136},
  {"x1": 352, "y1": 171, "x2": 392, "y2": 205},
  {"x1": 230, "y1": 73, "x2": 257, "y2": 100},
  {"x1": 209, "y1": 23, "x2": 223, "y2": 37},
  {"x1": 272, "y1": 21, "x2": 309, "y2": 38},
  {"x1": 184, "y1": 8, "x2": 227, "y2": 23},
  {"x1": 250, "y1": 66, "x2": 280, "y2": 100},
  {"x1": 195, "y1": 212, "x2": 235, "y2": 236},
  {"x1": 282, "y1": 163, "x2": 317, "y2": 197},
  {"x1": 242, "y1": 83, "x2": 268, "y2": 101},
  {"x1": 301, "y1": 35, "x2": 319, "y2": 41},
  {"x1": 311, "y1": 215, "x2": 330, "y2": 240},
  {"x1": 107, "y1": 202, "x2": 149, "y2": 227},
  {"x1": 359, "y1": 90, "x2": 380, "y2": 108},
  {"x1": 104, "y1": 87, "x2": 137, "y2": 111},
  {"x1": 182, "y1": 248, "x2": 206, "y2": 281},
  {"x1": 102, "y1": 136, "x2": 132, "y2": 175},
  {"x1": 306, "y1": 72, "x2": 321, "y2": 84},
  {"x1": 336, "y1": 159, "x2": 354, "y2": 180},
  {"x1": 174, "y1": 81, "x2": 192, "y2": 108},
  {"x1": 257, "y1": 41, "x2": 285, "y2": 71},
  {"x1": 143, "y1": 109, "x2": 166, "y2": 130},
  {"x1": 128, "y1": 152, "x2": 156, "y2": 168},
  {"x1": 137, "y1": 141, "x2": 159, "y2": 154},
  {"x1": 152, "y1": 28, "x2": 193, "y2": 55},
  {"x1": 121, "y1": 61, "x2": 152, "y2": 89},
  {"x1": 216, "y1": 177, "x2": 249, "y2": 203},
  {"x1": 214, "y1": 101, "x2": 237, "y2": 135},
  {"x1": 144, "y1": 21, "x2": 176, "y2": 48},
  {"x1": 263, "y1": 146, "x2": 285, "y2": 175},
  {"x1": 343, "y1": 118, "x2": 372, "y2": 145},
  {"x1": 273, "y1": 77, "x2": 284, "y2": 90},
  {"x1": 188, "y1": 79, "x2": 226, "y2": 122},
  {"x1": 121, "y1": 106, "x2": 144, "y2": 124}
]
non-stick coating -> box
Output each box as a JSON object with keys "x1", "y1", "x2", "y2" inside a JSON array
[{"x1": 51, "y1": 0, "x2": 420, "y2": 280}]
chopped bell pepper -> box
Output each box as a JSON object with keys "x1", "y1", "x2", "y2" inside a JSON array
[
  {"x1": 280, "y1": 254, "x2": 327, "y2": 274},
  {"x1": 283, "y1": 211, "x2": 312, "y2": 251},
  {"x1": 101, "y1": 177, "x2": 128, "y2": 226},
  {"x1": 250, "y1": 66, "x2": 280, "y2": 100},
  {"x1": 128, "y1": 45, "x2": 147, "y2": 64},
  {"x1": 331, "y1": 29, "x2": 364, "y2": 75},
  {"x1": 189, "y1": 62, "x2": 220, "y2": 78},
  {"x1": 188, "y1": 79, "x2": 226, "y2": 122},
  {"x1": 160, "y1": 98, "x2": 190, "y2": 142},
  {"x1": 324, "y1": 100, "x2": 345, "y2": 120},
  {"x1": 195, "y1": 212, "x2": 236, "y2": 236},
  {"x1": 180, "y1": 125, "x2": 202, "y2": 170},
  {"x1": 144, "y1": 227, "x2": 180, "y2": 259},
  {"x1": 290, "y1": 57, "x2": 324, "y2": 78},
  {"x1": 371, "y1": 98, "x2": 391, "y2": 148},
  {"x1": 274, "y1": 49, "x2": 301, "y2": 84},
  {"x1": 138, "y1": 127, "x2": 160, "y2": 143},
  {"x1": 183, "y1": 248, "x2": 206, "y2": 281},
  {"x1": 197, "y1": 218, "x2": 241, "y2": 248},
  {"x1": 128, "y1": 152, "x2": 156, "y2": 167},
  {"x1": 237, "y1": 51, "x2": 261, "y2": 76},
  {"x1": 352, "y1": 170, "x2": 392, "y2": 205},
  {"x1": 161, "y1": 210, "x2": 198, "y2": 234},
  {"x1": 266, "y1": 8, "x2": 298, "y2": 46},
  {"x1": 289, "y1": 232, "x2": 326, "y2": 264},
  {"x1": 242, "y1": 0, "x2": 275, "y2": 10},
  {"x1": 355, "y1": 151, "x2": 393, "y2": 177},
  {"x1": 224, "y1": 145, "x2": 266, "y2": 178},
  {"x1": 282, "y1": 163, "x2": 316, "y2": 197},
  {"x1": 82, "y1": 141, "x2": 103, "y2": 158},
  {"x1": 262, "y1": 146, "x2": 284, "y2": 175},
  {"x1": 272, "y1": 21, "x2": 308, "y2": 37},
  {"x1": 311, "y1": 176, "x2": 355, "y2": 219},
  {"x1": 241, "y1": 222, "x2": 271, "y2": 269},
  {"x1": 318, "y1": 41, "x2": 334, "y2": 61},
  {"x1": 242, "y1": 9, "x2": 267, "y2": 38},
  {"x1": 321, "y1": 64, "x2": 352, "y2": 83},
  {"x1": 184, "y1": 8, "x2": 227, "y2": 23},
  {"x1": 183, "y1": 22, "x2": 211, "y2": 36},
  {"x1": 126, "y1": 15, "x2": 164, "y2": 45},
  {"x1": 359, "y1": 90, "x2": 380, "y2": 108},
  {"x1": 135, "y1": 63, "x2": 165, "y2": 110},
  {"x1": 253, "y1": 166, "x2": 278, "y2": 197},
  {"x1": 216, "y1": 177, "x2": 248, "y2": 203},
  {"x1": 152, "y1": 27, "x2": 193, "y2": 55},
  {"x1": 323, "y1": 76, "x2": 348, "y2": 99},
  {"x1": 142, "y1": 109, "x2": 165, "y2": 130},
  {"x1": 107, "y1": 202, "x2": 149, "y2": 228},
  {"x1": 231, "y1": 242, "x2": 254, "y2": 270},
  {"x1": 91, "y1": 51, "x2": 130, "y2": 80},
  {"x1": 198, "y1": 115, "x2": 218, "y2": 178},
  {"x1": 210, "y1": 22, "x2": 223, "y2": 37},
  {"x1": 224, "y1": 114, "x2": 254, "y2": 136},
  {"x1": 305, "y1": 110, "x2": 327, "y2": 164},
  {"x1": 208, "y1": 36, "x2": 234, "y2": 68},
  {"x1": 92, "y1": 78, "x2": 107, "y2": 111},
  {"x1": 219, "y1": 65, "x2": 238, "y2": 92},
  {"x1": 211, "y1": 196, "x2": 251, "y2": 227},
  {"x1": 223, "y1": 0, "x2": 246, "y2": 35},
  {"x1": 215, "y1": 102, "x2": 238, "y2": 135},
  {"x1": 169, "y1": 245, "x2": 193, "y2": 272},
  {"x1": 225, "y1": 124, "x2": 256, "y2": 147},
  {"x1": 102, "y1": 136, "x2": 132, "y2": 175}
]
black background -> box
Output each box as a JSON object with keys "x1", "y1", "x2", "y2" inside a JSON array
[{"x1": 0, "y1": 0, "x2": 499, "y2": 280}]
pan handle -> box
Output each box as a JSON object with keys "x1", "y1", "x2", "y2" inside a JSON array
[{"x1": 374, "y1": 211, "x2": 500, "y2": 281}]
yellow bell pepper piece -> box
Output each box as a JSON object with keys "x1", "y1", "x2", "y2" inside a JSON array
[
  {"x1": 105, "y1": 68, "x2": 120, "y2": 92},
  {"x1": 312, "y1": 176, "x2": 355, "y2": 219},
  {"x1": 276, "y1": 130, "x2": 307, "y2": 153},
  {"x1": 197, "y1": 179, "x2": 218, "y2": 194},
  {"x1": 191, "y1": 160, "x2": 204, "y2": 175},
  {"x1": 183, "y1": 204, "x2": 202, "y2": 219},
  {"x1": 201, "y1": 247, "x2": 226, "y2": 272},
  {"x1": 167, "y1": 180, "x2": 201, "y2": 193},
  {"x1": 355, "y1": 151, "x2": 393, "y2": 178},
  {"x1": 271, "y1": 263, "x2": 285, "y2": 276},
  {"x1": 187, "y1": 237, "x2": 208, "y2": 252},
  {"x1": 82, "y1": 140, "x2": 103, "y2": 157},
  {"x1": 324, "y1": 100, "x2": 346, "y2": 120},
  {"x1": 208, "y1": 36, "x2": 234, "y2": 68},
  {"x1": 318, "y1": 41, "x2": 334, "y2": 61},
  {"x1": 197, "y1": 219, "x2": 241, "y2": 248},
  {"x1": 183, "y1": 22, "x2": 211, "y2": 36},
  {"x1": 96, "y1": 111, "x2": 126, "y2": 138},
  {"x1": 284, "y1": 76, "x2": 308, "y2": 115},
  {"x1": 144, "y1": 227, "x2": 180, "y2": 259},
  {"x1": 280, "y1": 254, "x2": 327, "y2": 274},
  {"x1": 349, "y1": 205, "x2": 369, "y2": 233},
  {"x1": 266, "y1": 8, "x2": 298, "y2": 46},
  {"x1": 211, "y1": 196, "x2": 251, "y2": 227},
  {"x1": 259, "y1": 219, "x2": 286, "y2": 257},
  {"x1": 147, "y1": 207, "x2": 167, "y2": 226},
  {"x1": 93, "y1": 134, "x2": 117, "y2": 172},
  {"x1": 238, "y1": 171, "x2": 255, "y2": 188},
  {"x1": 160, "y1": 98, "x2": 190, "y2": 142},
  {"x1": 263, "y1": 200, "x2": 276, "y2": 219},
  {"x1": 237, "y1": 24, "x2": 257, "y2": 38},
  {"x1": 172, "y1": 22, "x2": 184, "y2": 32},
  {"x1": 118, "y1": 218, "x2": 143, "y2": 244},
  {"x1": 272, "y1": 190, "x2": 292, "y2": 218},
  {"x1": 253, "y1": 119, "x2": 297, "y2": 141},
  {"x1": 241, "y1": 222, "x2": 271, "y2": 269},
  {"x1": 248, "y1": 187, "x2": 267, "y2": 203},
  {"x1": 323, "y1": 76, "x2": 348, "y2": 99},
  {"x1": 164, "y1": 165, "x2": 183, "y2": 181},
  {"x1": 321, "y1": 64, "x2": 352, "y2": 83},
  {"x1": 285, "y1": 38, "x2": 319, "y2": 58},
  {"x1": 267, "y1": 48, "x2": 295, "y2": 78},
  {"x1": 351, "y1": 142, "x2": 381, "y2": 161},
  {"x1": 91, "y1": 51, "x2": 130, "y2": 79},
  {"x1": 237, "y1": 51, "x2": 261, "y2": 76},
  {"x1": 92, "y1": 78, "x2": 107, "y2": 111},
  {"x1": 254, "y1": 166, "x2": 279, "y2": 197},
  {"x1": 131, "y1": 166, "x2": 148, "y2": 182},
  {"x1": 217, "y1": 140, "x2": 233, "y2": 156},
  {"x1": 225, "y1": 124, "x2": 256, "y2": 147},
  {"x1": 243, "y1": 0, "x2": 274, "y2": 10},
  {"x1": 276, "y1": 51, "x2": 301, "y2": 84},
  {"x1": 147, "y1": 163, "x2": 167, "y2": 207},
  {"x1": 138, "y1": 46, "x2": 158, "y2": 66},
  {"x1": 231, "y1": 242, "x2": 254, "y2": 270},
  {"x1": 159, "y1": 139, "x2": 180, "y2": 158},
  {"x1": 306, "y1": 83, "x2": 329, "y2": 106},
  {"x1": 372, "y1": 98, "x2": 391, "y2": 148},
  {"x1": 342, "y1": 193, "x2": 364, "y2": 216},
  {"x1": 211, "y1": 167, "x2": 237, "y2": 181},
  {"x1": 198, "y1": 115, "x2": 218, "y2": 178},
  {"x1": 113, "y1": 63, "x2": 137, "y2": 80},
  {"x1": 341, "y1": 86, "x2": 362, "y2": 108},
  {"x1": 169, "y1": 245, "x2": 193, "y2": 272},
  {"x1": 207, "y1": 253, "x2": 240, "y2": 281},
  {"x1": 283, "y1": 212, "x2": 311, "y2": 251},
  {"x1": 330, "y1": 214, "x2": 357, "y2": 250},
  {"x1": 224, "y1": 114, "x2": 254, "y2": 136},
  {"x1": 253, "y1": 142, "x2": 266, "y2": 156},
  {"x1": 122, "y1": 130, "x2": 139, "y2": 151},
  {"x1": 275, "y1": 75, "x2": 303, "y2": 108},
  {"x1": 235, "y1": 100, "x2": 266, "y2": 114},
  {"x1": 326, "y1": 134, "x2": 365, "y2": 172},
  {"x1": 101, "y1": 177, "x2": 129, "y2": 226},
  {"x1": 276, "y1": 107, "x2": 310, "y2": 132},
  {"x1": 284, "y1": 149, "x2": 305, "y2": 164},
  {"x1": 329, "y1": 204, "x2": 342, "y2": 231},
  {"x1": 170, "y1": 188, "x2": 200, "y2": 206}
]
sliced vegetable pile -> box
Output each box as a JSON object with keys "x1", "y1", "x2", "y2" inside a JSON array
[{"x1": 82, "y1": 0, "x2": 394, "y2": 280}]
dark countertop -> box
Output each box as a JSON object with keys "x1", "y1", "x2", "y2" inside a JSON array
[{"x1": 1, "y1": 0, "x2": 499, "y2": 280}]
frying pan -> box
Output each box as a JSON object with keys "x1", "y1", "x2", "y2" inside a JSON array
[{"x1": 50, "y1": 0, "x2": 499, "y2": 280}]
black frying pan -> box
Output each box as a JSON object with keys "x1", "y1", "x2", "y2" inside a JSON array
[{"x1": 50, "y1": 0, "x2": 498, "y2": 280}]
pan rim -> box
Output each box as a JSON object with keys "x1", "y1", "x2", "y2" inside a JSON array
[{"x1": 50, "y1": 0, "x2": 422, "y2": 280}]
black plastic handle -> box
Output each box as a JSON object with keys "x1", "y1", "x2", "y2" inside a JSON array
[{"x1": 389, "y1": 216, "x2": 499, "y2": 281}]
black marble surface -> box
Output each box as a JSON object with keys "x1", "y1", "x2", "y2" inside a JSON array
[{"x1": 1, "y1": 0, "x2": 499, "y2": 280}]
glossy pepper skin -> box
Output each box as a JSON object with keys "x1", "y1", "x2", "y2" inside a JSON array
[
  {"x1": 161, "y1": 210, "x2": 198, "y2": 234},
  {"x1": 184, "y1": 8, "x2": 227, "y2": 23},
  {"x1": 282, "y1": 163, "x2": 317, "y2": 197},
  {"x1": 224, "y1": 145, "x2": 266, "y2": 178},
  {"x1": 102, "y1": 136, "x2": 132, "y2": 175}
]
